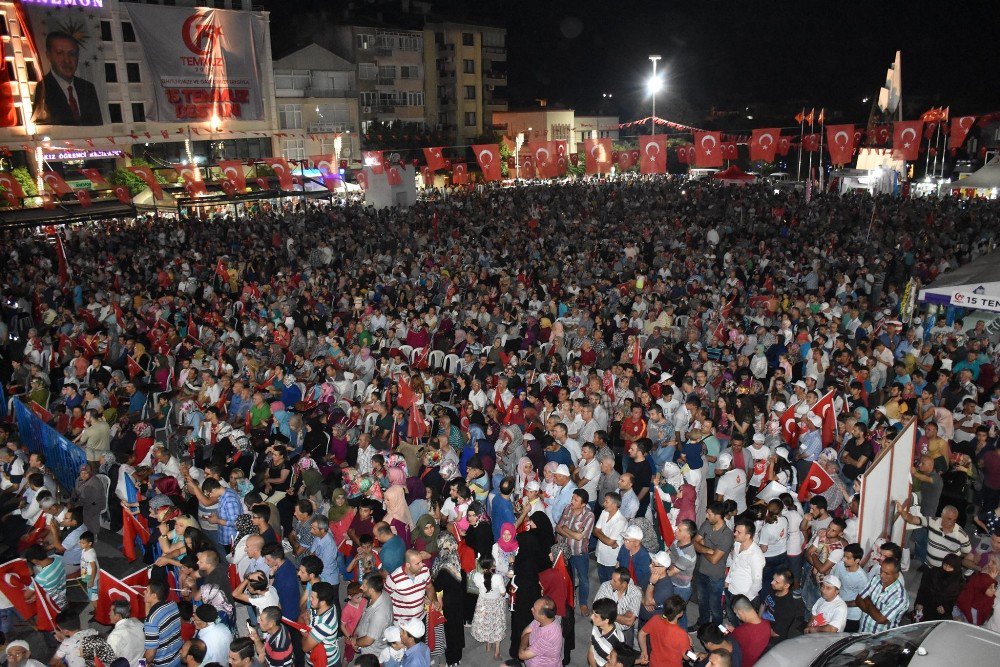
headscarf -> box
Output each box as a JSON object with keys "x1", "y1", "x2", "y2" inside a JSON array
[
  {"x1": 432, "y1": 532, "x2": 462, "y2": 580},
  {"x1": 383, "y1": 485, "x2": 414, "y2": 528},
  {"x1": 80, "y1": 635, "x2": 117, "y2": 667},
  {"x1": 515, "y1": 456, "x2": 537, "y2": 495},
  {"x1": 405, "y1": 475, "x2": 426, "y2": 503},
  {"x1": 327, "y1": 488, "x2": 351, "y2": 522},
  {"x1": 496, "y1": 522, "x2": 518, "y2": 553},
  {"x1": 439, "y1": 458, "x2": 459, "y2": 481},
  {"x1": 526, "y1": 510, "x2": 555, "y2": 557},
  {"x1": 414, "y1": 514, "x2": 440, "y2": 555},
  {"x1": 233, "y1": 513, "x2": 257, "y2": 548},
  {"x1": 387, "y1": 466, "x2": 407, "y2": 488}
]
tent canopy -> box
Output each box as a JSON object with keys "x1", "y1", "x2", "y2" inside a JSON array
[
  {"x1": 945, "y1": 157, "x2": 1000, "y2": 191},
  {"x1": 919, "y1": 247, "x2": 1000, "y2": 304},
  {"x1": 712, "y1": 165, "x2": 755, "y2": 183}
]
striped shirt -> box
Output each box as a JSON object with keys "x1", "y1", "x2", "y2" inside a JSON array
[
  {"x1": 144, "y1": 600, "x2": 183, "y2": 667},
  {"x1": 215, "y1": 488, "x2": 243, "y2": 546},
  {"x1": 590, "y1": 626, "x2": 624, "y2": 667},
  {"x1": 264, "y1": 624, "x2": 293, "y2": 667},
  {"x1": 34, "y1": 557, "x2": 67, "y2": 610},
  {"x1": 857, "y1": 574, "x2": 908, "y2": 634},
  {"x1": 385, "y1": 565, "x2": 430, "y2": 622},
  {"x1": 309, "y1": 606, "x2": 341, "y2": 666},
  {"x1": 593, "y1": 580, "x2": 642, "y2": 633},
  {"x1": 918, "y1": 516, "x2": 972, "y2": 568},
  {"x1": 556, "y1": 506, "x2": 595, "y2": 556}
]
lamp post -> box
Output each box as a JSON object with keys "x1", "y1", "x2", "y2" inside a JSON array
[
  {"x1": 648, "y1": 55, "x2": 662, "y2": 136},
  {"x1": 516, "y1": 132, "x2": 524, "y2": 180}
]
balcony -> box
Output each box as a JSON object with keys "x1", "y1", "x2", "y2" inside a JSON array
[
  {"x1": 304, "y1": 88, "x2": 356, "y2": 99},
  {"x1": 484, "y1": 71, "x2": 507, "y2": 84},
  {"x1": 376, "y1": 105, "x2": 396, "y2": 114},
  {"x1": 486, "y1": 98, "x2": 508, "y2": 110},
  {"x1": 483, "y1": 46, "x2": 507, "y2": 59},
  {"x1": 376, "y1": 76, "x2": 396, "y2": 87},
  {"x1": 376, "y1": 46, "x2": 393, "y2": 56},
  {"x1": 439, "y1": 43, "x2": 455, "y2": 53},
  {"x1": 308, "y1": 122, "x2": 348, "y2": 134}
]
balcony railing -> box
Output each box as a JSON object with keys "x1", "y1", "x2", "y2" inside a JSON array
[
  {"x1": 376, "y1": 105, "x2": 396, "y2": 113},
  {"x1": 376, "y1": 76, "x2": 396, "y2": 86},
  {"x1": 484, "y1": 71, "x2": 507, "y2": 84},
  {"x1": 483, "y1": 46, "x2": 507, "y2": 57},
  {"x1": 376, "y1": 46, "x2": 393, "y2": 56},
  {"x1": 304, "y1": 88, "x2": 356, "y2": 98},
  {"x1": 308, "y1": 122, "x2": 349, "y2": 134}
]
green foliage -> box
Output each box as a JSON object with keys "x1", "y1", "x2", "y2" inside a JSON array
[
  {"x1": 131, "y1": 158, "x2": 169, "y2": 185},
  {"x1": 361, "y1": 121, "x2": 449, "y2": 153},
  {"x1": 12, "y1": 167, "x2": 37, "y2": 197},
  {"x1": 108, "y1": 167, "x2": 146, "y2": 196}
]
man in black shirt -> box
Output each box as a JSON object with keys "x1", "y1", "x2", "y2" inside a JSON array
[
  {"x1": 841, "y1": 423, "x2": 874, "y2": 482},
  {"x1": 759, "y1": 567, "x2": 805, "y2": 646}
]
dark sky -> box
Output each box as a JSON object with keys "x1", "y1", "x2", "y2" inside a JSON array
[{"x1": 266, "y1": 1, "x2": 1000, "y2": 125}]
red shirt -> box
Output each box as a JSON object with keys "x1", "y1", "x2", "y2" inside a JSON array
[
  {"x1": 732, "y1": 619, "x2": 773, "y2": 667},
  {"x1": 640, "y1": 615, "x2": 690, "y2": 667},
  {"x1": 621, "y1": 417, "x2": 647, "y2": 441}
]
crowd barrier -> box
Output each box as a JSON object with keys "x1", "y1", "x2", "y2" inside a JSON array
[{"x1": 13, "y1": 398, "x2": 87, "y2": 491}]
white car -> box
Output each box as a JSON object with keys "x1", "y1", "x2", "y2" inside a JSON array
[{"x1": 757, "y1": 620, "x2": 1000, "y2": 667}]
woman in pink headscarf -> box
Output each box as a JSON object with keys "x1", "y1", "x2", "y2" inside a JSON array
[
  {"x1": 383, "y1": 485, "x2": 413, "y2": 547},
  {"x1": 491, "y1": 522, "x2": 519, "y2": 583},
  {"x1": 514, "y1": 456, "x2": 537, "y2": 498}
]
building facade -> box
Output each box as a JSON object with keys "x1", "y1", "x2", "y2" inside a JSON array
[{"x1": 491, "y1": 109, "x2": 577, "y2": 150}]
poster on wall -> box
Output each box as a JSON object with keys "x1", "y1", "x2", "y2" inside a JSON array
[
  {"x1": 126, "y1": 5, "x2": 266, "y2": 123},
  {"x1": 23, "y1": 4, "x2": 107, "y2": 126}
]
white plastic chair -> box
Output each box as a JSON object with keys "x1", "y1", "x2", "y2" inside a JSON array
[
  {"x1": 352, "y1": 379, "x2": 367, "y2": 400},
  {"x1": 645, "y1": 348, "x2": 660, "y2": 365},
  {"x1": 399, "y1": 344, "x2": 414, "y2": 361},
  {"x1": 443, "y1": 353, "x2": 460, "y2": 375},
  {"x1": 428, "y1": 350, "x2": 445, "y2": 370},
  {"x1": 364, "y1": 412, "x2": 378, "y2": 433}
]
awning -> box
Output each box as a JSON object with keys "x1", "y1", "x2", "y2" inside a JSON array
[
  {"x1": 0, "y1": 200, "x2": 137, "y2": 229},
  {"x1": 918, "y1": 248, "x2": 1000, "y2": 305}
]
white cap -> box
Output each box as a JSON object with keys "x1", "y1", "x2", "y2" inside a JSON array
[
  {"x1": 716, "y1": 452, "x2": 733, "y2": 470},
  {"x1": 650, "y1": 551, "x2": 672, "y2": 568},
  {"x1": 526, "y1": 480, "x2": 540, "y2": 491},
  {"x1": 658, "y1": 372, "x2": 673, "y2": 383},
  {"x1": 554, "y1": 464, "x2": 571, "y2": 477},
  {"x1": 400, "y1": 618, "x2": 425, "y2": 639},
  {"x1": 522, "y1": 433, "x2": 536, "y2": 440},
  {"x1": 822, "y1": 574, "x2": 842, "y2": 589},
  {"x1": 623, "y1": 525, "x2": 644, "y2": 541},
  {"x1": 5, "y1": 641, "x2": 29, "y2": 654},
  {"x1": 757, "y1": 481, "x2": 786, "y2": 502},
  {"x1": 383, "y1": 626, "x2": 402, "y2": 643},
  {"x1": 793, "y1": 380, "x2": 808, "y2": 390},
  {"x1": 752, "y1": 433, "x2": 766, "y2": 444},
  {"x1": 806, "y1": 373, "x2": 819, "y2": 382},
  {"x1": 774, "y1": 446, "x2": 791, "y2": 462},
  {"x1": 984, "y1": 402, "x2": 995, "y2": 412},
  {"x1": 941, "y1": 359, "x2": 953, "y2": 371},
  {"x1": 874, "y1": 405, "x2": 887, "y2": 415},
  {"x1": 808, "y1": 413, "x2": 823, "y2": 428},
  {"x1": 772, "y1": 401, "x2": 787, "y2": 414}
]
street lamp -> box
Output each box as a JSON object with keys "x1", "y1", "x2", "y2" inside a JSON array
[{"x1": 648, "y1": 55, "x2": 662, "y2": 136}]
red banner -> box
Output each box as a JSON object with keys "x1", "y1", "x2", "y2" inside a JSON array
[
  {"x1": 584, "y1": 138, "x2": 615, "y2": 173},
  {"x1": 33, "y1": 580, "x2": 60, "y2": 631},
  {"x1": 42, "y1": 171, "x2": 73, "y2": 196},
  {"x1": 74, "y1": 190, "x2": 92, "y2": 208},
  {"x1": 780, "y1": 403, "x2": 800, "y2": 446},
  {"x1": 94, "y1": 570, "x2": 142, "y2": 625},
  {"x1": 472, "y1": 143, "x2": 502, "y2": 181},
  {"x1": 386, "y1": 165, "x2": 403, "y2": 186},
  {"x1": 777, "y1": 136, "x2": 792, "y2": 156},
  {"x1": 0, "y1": 559, "x2": 35, "y2": 620},
  {"x1": 553, "y1": 140, "x2": 568, "y2": 176},
  {"x1": 422, "y1": 147, "x2": 447, "y2": 171},
  {"x1": 798, "y1": 461, "x2": 835, "y2": 502},
  {"x1": 639, "y1": 135, "x2": 667, "y2": 174},
  {"x1": 420, "y1": 166, "x2": 432, "y2": 185},
  {"x1": 114, "y1": 185, "x2": 132, "y2": 205},
  {"x1": 520, "y1": 154, "x2": 534, "y2": 177},
  {"x1": 173, "y1": 163, "x2": 207, "y2": 196},
  {"x1": 127, "y1": 166, "x2": 164, "y2": 199},
  {"x1": 262, "y1": 158, "x2": 294, "y2": 190},
  {"x1": 693, "y1": 131, "x2": 723, "y2": 167},
  {"x1": 802, "y1": 134, "x2": 820, "y2": 153},
  {"x1": 80, "y1": 169, "x2": 108, "y2": 188},
  {"x1": 529, "y1": 141, "x2": 558, "y2": 178},
  {"x1": 309, "y1": 154, "x2": 336, "y2": 173},
  {"x1": 810, "y1": 389, "x2": 838, "y2": 447},
  {"x1": 749, "y1": 128, "x2": 780, "y2": 163},
  {"x1": 0, "y1": 172, "x2": 25, "y2": 199},
  {"x1": 617, "y1": 149, "x2": 635, "y2": 170},
  {"x1": 362, "y1": 151, "x2": 384, "y2": 174},
  {"x1": 219, "y1": 160, "x2": 247, "y2": 191},
  {"x1": 451, "y1": 163, "x2": 468, "y2": 184},
  {"x1": 355, "y1": 171, "x2": 369, "y2": 190},
  {"x1": 892, "y1": 120, "x2": 924, "y2": 161},
  {"x1": 950, "y1": 116, "x2": 975, "y2": 147},
  {"x1": 825, "y1": 124, "x2": 856, "y2": 165}
]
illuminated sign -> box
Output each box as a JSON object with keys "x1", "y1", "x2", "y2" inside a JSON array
[
  {"x1": 43, "y1": 149, "x2": 122, "y2": 161},
  {"x1": 20, "y1": 0, "x2": 105, "y2": 8}
]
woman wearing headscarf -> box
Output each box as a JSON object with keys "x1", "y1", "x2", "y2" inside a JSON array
[
  {"x1": 513, "y1": 455, "x2": 538, "y2": 498},
  {"x1": 539, "y1": 542, "x2": 575, "y2": 666},
  {"x1": 327, "y1": 488, "x2": 355, "y2": 558},
  {"x1": 915, "y1": 553, "x2": 965, "y2": 621},
  {"x1": 80, "y1": 634, "x2": 117, "y2": 667},
  {"x1": 432, "y1": 532, "x2": 466, "y2": 667},
  {"x1": 413, "y1": 514, "x2": 440, "y2": 568},
  {"x1": 383, "y1": 485, "x2": 413, "y2": 547},
  {"x1": 508, "y1": 510, "x2": 555, "y2": 661}
]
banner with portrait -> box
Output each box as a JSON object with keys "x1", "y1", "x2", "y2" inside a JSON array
[{"x1": 125, "y1": 4, "x2": 267, "y2": 122}]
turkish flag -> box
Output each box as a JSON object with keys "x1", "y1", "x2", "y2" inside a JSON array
[
  {"x1": 653, "y1": 486, "x2": 675, "y2": 548},
  {"x1": 355, "y1": 171, "x2": 369, "y2": 190},
  {"x1": 553, "y1": 140, "x2": 568, "y2": 175},
  {"x1": 676, "y1": 146, "x2": 689, "y2": 165},
  {"x1": 122, "y1": 508, "x2": 150, "y2": 562},
  {"x1": 803, "y1": 134, "x2": 820, "y2": 153},
  {"x1": 172, "y1": 163, "x2": 207, "y2": 196},
  {"x1": 262, "y1": 158, "x2": 294, "y2": 190},
  {"x1": 617, "y1": 149, "x2": 635, "y2": 170},
  {"x1": 94, "y1": 570, "x2": 142, "y2": 625},
  {"x1": 42, "y1": 171, "x2": 73, "y2": 196},
  {"x1": 0, "y1": 559, "x2": 36, "y2": 620},
  {"x1": 825, "y1": 124, "x2": 856, "y2": 165},
  {"x1": 810, "y1": 390, "x2": 838, "y2": 447},
  {"x1": 724, "y1": 143, "x2": 738, "y2": 160},
  {"x1": 75, "y1": 190, "x2": 92, "y2": 207},
  {"x1": 452, "y1": 163, "x2": 467, "y2": 184},
  {"x1": 472, "y1": 143, "x2": 502, "y2": 181},
  {"x1": 407, "y1": 403, "x2": 428, "y2": 440},
  {"x1": 310, "y1": 154, "x2": 336, "y2": 174},
  {"x1": 362, "y1": 151, "x2": 384, "y2": 174},
  {"x1": 397, "y1": 377, "x2": 416, "y2": 409},
  {"x1": 797, "y1": 461, "x2": 835, "y2": 502},
  {"x1": 853, "y1": 129, "x2": 865, "y2": 147},
  {"x1": 221, "y1": 180, "x2": 236, "y2": 197},
  {"x1": 386, "y1": 165, "x2": 404, "y2": 186},
  {"x1": 584, "y1": 138, "x2": 613, "y2": 174},
  {"x1": 219, "y1": 160, "x2": 247, "y2": 190},
  {"x1": 113, "y1": 185, "x2": 131, "y2": 205},
  {"x1": 780, "y1": 403, "x2": 800, "y2": 446},
  {"x1": 892, "y1": 120, "x2": 924, "y2": 161},
  {"x1": 551, "y1": 552, "x2": 575, "y2": 608},
  {"x1": 423, "y1": 147, "x2": 447, "y2": 171},
  {"x1": 950, "y1": 116, "x2": 975, "y2": 147},
  {"x1": 127, "y1": 166, "x2": 164, "y2": 199},
  {"x1": 520, "y1": 154, "x2": 534, "y2": 177},
  {"x1": 256, "y1": 177, "x2": 269, "y2": 190},
  {"x1": 420, "y1": 166, "x2": 433, "y2": 185},
  {"x1": 750, "y1": 129, "x2": 781, "y2": 163},
  {"x1": 693, "y1": 131, "x2": 723, "y2": 167},
  {"x1": 529, "y1": 141, "x2": 557, "y2": 178},
  {"x1": 80, "y1": 168, "x2": 108, "y2": 187},
  {"x1": 0, "y1": 172, "x2": 25, "y2": 199},
  {"x1": 639, "y1": 135, "x2": 667, "y2": 174},
  {"x1": 777, "y1": 136, "x2": 792, "y2": 156},
  {"x1": 32, "y1": 579, "x2": 61, "y2": 631}
]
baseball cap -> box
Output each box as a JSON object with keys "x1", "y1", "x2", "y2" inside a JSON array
[
  {"x1": 716, "y1": 452, "x2": 733, "y2": 469},
  {"x1": 525, "y1": 480, "x2": 540, "y2": 491},
  {"x1": 383, "y1": 626, "x2": 402, "y2": 643},
  {"x1": 823, "y1": 575, "x2": 842, "y2": 589},
  {"x1": 793, "y1": 380, "x2": 808, "y2": 390},
  {"x1": 400, "y1": 618, "x2": 425, "y2": 639},
  {"x1": 983, "y1": 402, "x2": 995, "y2": 412},
  {"x1": 808, "y1": 413, "x2": 823, "y2": 428},
  {"x1": 650, "y1": 551, "x2": 672, "y2": 568},
  {"x1": 752, "y1": 433, "x2": 766, "y2": 444},
  {"x1": 623, "y1": 525, "x2": 644, "y2": 541},
  {"x1": 772, "y1": 401, "x2": 787, "y2": 413},
  {"x1": 554, "y1": 464, "x2": 571, "y2": 477}
]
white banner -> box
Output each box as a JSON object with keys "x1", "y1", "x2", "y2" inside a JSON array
[
  {"x1": 949, "y1": 291, "x2": 1000, "y2": 313},
  {"x1": 126, "y1": 5, "x2": 266, "y2": 122}
]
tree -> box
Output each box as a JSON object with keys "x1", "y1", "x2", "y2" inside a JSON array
[{"x1": 12, "y1": 167, "x2": 37, "y2": 196}]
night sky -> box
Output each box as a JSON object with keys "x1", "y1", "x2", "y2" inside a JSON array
[{"x1": 266, "y1": 0, "x2": 1000, "y2": 125}]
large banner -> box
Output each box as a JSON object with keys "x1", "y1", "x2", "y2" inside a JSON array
[
  {"x1": 24, "y1": 5, "x2": 107, "y2": 126},
  {"x1": 126, "y1": 5, "x2": 267, "y2": 122}
]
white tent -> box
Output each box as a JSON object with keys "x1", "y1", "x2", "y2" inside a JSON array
[
  {"x1": 942, "y1": 157, "x2": 1000, "y2": 194},
  {"x1": 919, "y1": 248, "x2": 1000, "y2": 306}
]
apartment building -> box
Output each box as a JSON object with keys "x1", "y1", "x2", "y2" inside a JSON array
[{"x1": 273, "y1": 44, "x2": 361, "y2": 164}]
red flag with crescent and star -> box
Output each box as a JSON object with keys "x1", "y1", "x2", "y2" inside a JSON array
[
  {"x1": 80, "y1": 168, "x2": 108, "y2": 188},
  {"x1": 362, "y1": 151, "x2": 384, "y2": 174},
  {"x1": 472, "y1": 144, "x2": 502, "y2": 181},
  {"x1": 602, "y1": 369, "x2": 616, "y2": 404},
  {"x1": 797, "y1": 461, "x2": 835, "y2": 502},
  {"x1": 693, "y1": 131, "x2": 723, "y2": 167},
  {"x1": 218, "y1": 160, "x2": 247, "y2": 191},
  {"x1": 653, "y1": 488, "x2": 675, "y2": 547},
  {"x1": 584, "y1": 138, "x2": 613, "y2": 174},
  {"x1": 892, "y1": 121, "x2": 924, "y2": 161},
  {"x1": 749, "y1": 129, "x2": 780, "y2": 163},
  {"x1": 802, "y1": 134, "x2": 820, "y2": 153},
  {"x1": 262, "y1": 158, "x2": 294, "y2": 190},
  {"x1": 127, "y1": 165, "x2": 164, "y2": 199},
  {"x1": 950, "y1": 116, "x2": 975, "y2": 147},
  {"x1": 529, "y1": 141, "x2": 558, "y2": 178},
  {"x1": 42, "y1": 171, "x2": 73, "y2": 196},
  {"x1": 173, "y1": 163, "x2": 207, "y2": 196},
  {"x1": 639, "y1": 135, "x2": 667, "y2": 174},
  {"x1": 94, "y1": 569, "x2": 142, "y2": 625},
  {"x1": 825, "y1": 124, "x2": 856, "y2": 165},
  {"x1": 809, "y1": 390, "x2": 838, "y2": 447},
  {"x1": 781, "y1": 403, "x2": 800, "y2": 446},
  {"x1": 32, "y1": 578, "x2": 61, "y2": 631},
  {"x1": 423, "y1": 147, "x2": 447, "y2": 171},
  {"x1": 0, "y1": 559, "x2": 35, "y2": 620}
]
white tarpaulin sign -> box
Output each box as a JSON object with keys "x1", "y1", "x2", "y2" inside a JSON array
[
  {"x1": 949, "y1": 291, "x2": 1000, "y2": 312},
  {"x1": 126, "y1": 5, "x2": 266, "y2": 122}
]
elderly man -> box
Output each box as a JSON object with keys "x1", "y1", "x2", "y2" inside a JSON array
[
  {"x1": 107, "y1": 599, "x2": 146, "y2": 665},
  {"x1": 4, "y1": 640, "x2": 46, "y2": 667},
  {"x1": 895, "y1": 501, "x2": 972, "y2": 569},
  {"x1": 547, "y1": 464, "x2": 577, "y2": 525},
  {"x1": 511, "y1": 597, "x2": 563, "y2": 667},
  {"x1": 70, "y1": 463, "x2": 105, "y2": 534},
  {"x1": 856, "y1": 557, "x2": 909, "y2": 633},
  {"x1": 593, "y1": 567, "x2": 642, "y2": 645}
]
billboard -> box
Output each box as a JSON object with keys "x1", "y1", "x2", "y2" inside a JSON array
[
  {"x1": 126, "y1": 5, "x2": 267, "y2": 122},
  {"x1": 24, "y1": 5, "x2": 107, "y2": 126}
]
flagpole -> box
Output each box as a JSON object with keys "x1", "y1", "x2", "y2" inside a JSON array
[
  {"x1": 818, "y1": 109, "x2": 825, "y2": 191},
  {"x1": 807, "y1": 111, "x2": 814, "y2": 185},
  {"x1": 796, "y1": 109, "x2": 805, "y2": 181},
  {"x1": 924, "y1": 121, "x2": 933, "y2": 178},
  {"x1": 931, "y1": 120, "x2": 942, "y2": 178}
]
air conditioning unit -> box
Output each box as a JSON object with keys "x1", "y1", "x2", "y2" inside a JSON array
[{"x1": 361, "y1": 106, "x2": 373, "y2": 114}]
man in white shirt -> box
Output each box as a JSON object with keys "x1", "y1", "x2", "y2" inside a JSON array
[
  {"x1": 553, "y1": 423, "x2": 582, "y2": 464},
  {"x1": 805, "y1": 575, "x2": 848, "y2": 633},
  {"x1": 152, "y1": 446, "x2": 183, "y2": 485},
  {"x1": 593, "y1": 492, "x2": 628, "y2": 584},
  {"x1": 725, "y1": 518, "x2": 765, "y2": 624},
  {"x1": 52, "y1": 612, "x2": 97, "y2": 667},
  {"x1": 194, "y1": 604, "x2": 233, "y2": 665},
  {"x1": 574, "y1": 442, "x2": 601, "y2": 502},
  {"x1": 714, "y1": 452, "x2": 748, "y2": 514},
  {"x1": 107, "y1": 599, "x2": 146, "y2": 666}
]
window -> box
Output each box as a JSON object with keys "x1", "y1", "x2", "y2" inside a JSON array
[
  {"x1": 4, "y1": 60, "x2": 15, "y2": 83},
  {"x1": 131, "y1": 103, "x2": 146, "y2": 123},
  {"x1": 274, "y1": 71, "x2": 310, "y2": 91},
  {"x1": 278, "y1": 104, "x2": 302, "y2": 129},
  {"x1": 464, "y1": 85, "x2": 476, "y2": 100},
  {"x1": 400, "y1": 66, "x2": 420, "y2": 79},
  {"x1": 463, "y1": 59, "x2": 475, "y2": 74},
  {"x1": 551, "y1": 123, "x2": 570, "y2": 140},
  {"x1": 126, "y1": 62, "x2": 141, "y2": 83},
  {"x1": 104, "y1": 63, "x2": 118, "y2": 83},
  {"x1": 121, "y1": 22, "x2": 135, "y2": 42},
  {"x1": 399, "y1": 36, "x2": 422, "y2": 51},
  {"x1": 100, "y1": 20, "x2": 112, "y2": 42},
  {"x1": 403, "y1": 91, "x2": 424, "y2": 107},
  {"x1": 462, "y1": 32, "x2": 474, "y2": 46},
  {"x1": 359, "y1": 91, "x2": 377, "y2": 107},
  {"x1": 464, "y1": 111, "x2": 476, "y2": 126},
  {"x1": 0, "y1": 16, "x2": 7, "y2": 38},
  {"x1": 320, "y1": 137, "x2": 340, "y2": 155},
  {"x1": 355, "y1": 33, "x2": 374, "y2": 50},
  {"x1": 358, "y1": 63, "x2": 376, "y2": 81},
  {"x1": 377, "y1": 65, "x2": 395, "y2": 80},
  {"x1": 25, "y1": 60, "x2": 38, "y2": 82},
  {"x1": 282, "y1": 138, "x2": 305, "y2": 161},
  {"x1": 107, "y1": 103, "x2": 123, "y2": 124}
]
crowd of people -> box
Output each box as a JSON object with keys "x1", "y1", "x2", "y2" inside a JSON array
[{"x1": 0, "y1": 175, "x2": 999, "y2": 667}]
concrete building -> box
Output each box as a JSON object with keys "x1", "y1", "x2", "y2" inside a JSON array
[
  {"x1": 491, "y1": 108, "x2": 577, "y2": 150},
  {"x1": 272, "y1": 44, "x2": 361, "y2": 165},
  {"x1": 573, "y1": 115, "x2": 621, "y2": 144}
]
